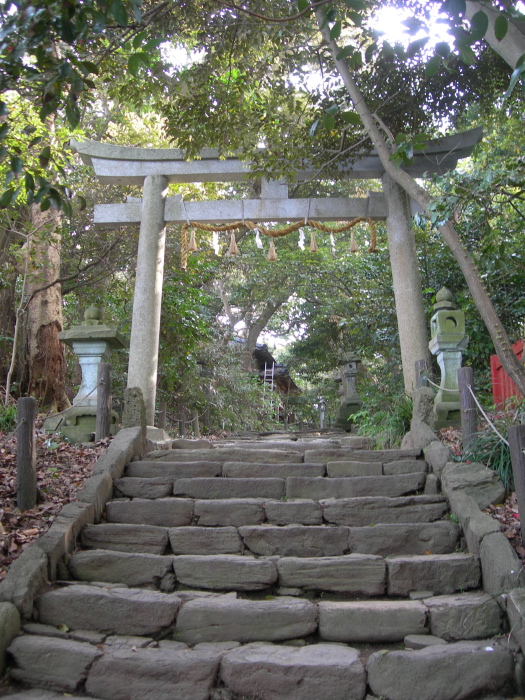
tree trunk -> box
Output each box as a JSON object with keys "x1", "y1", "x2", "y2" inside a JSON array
[
  {"x1": 25, "y1": 205, "x2": 70, "y2": 413},
  {"x1": 317, "y1": 10, "x2": 525, "y2": 398}
]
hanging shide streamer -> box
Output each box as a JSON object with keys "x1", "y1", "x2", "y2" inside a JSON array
[
  {"x1": 255, "y1": 228, "x2": 263, "y2": 249},
  {"x1": 309, "y1": 231, "x2": 318, "y2": 252},
  {"x1": 267, "y1": 239, "x2": 277, "y2": 261},
  {"x1": 229, "y1": 233, "x2": 240, "y2": 255},
  {"x1": 179, "y1": 217, "x2": 378, "y2": 269},
  {"x1": 350, "y1": 229, "x2": 358, "y2": 254},
  {"x1": 330, "y1": 232, "x2": 336, "y2": 254},
  {"x1": 188, "y1": 229, "x2": 198, "y2": 252}
]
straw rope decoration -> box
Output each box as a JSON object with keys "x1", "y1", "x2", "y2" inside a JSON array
[{"x1": 180, "y1": 217, "x2": 377, "y2": 270}]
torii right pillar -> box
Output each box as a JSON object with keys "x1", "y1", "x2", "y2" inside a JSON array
[{"x1": 383, "y1": 173, "x2": 431, "y2": 393}]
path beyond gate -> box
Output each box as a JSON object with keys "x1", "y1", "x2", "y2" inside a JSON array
[{"x1": 4, "y1": 432, "x2": 520, "y2": 700}]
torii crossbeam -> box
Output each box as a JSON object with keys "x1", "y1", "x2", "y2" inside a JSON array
[{"x1": 72, "y1": 128, "x2": 482, "y2": 424}]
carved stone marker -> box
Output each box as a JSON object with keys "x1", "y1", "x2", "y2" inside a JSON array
[
  {"x1": 334, "y1": 353, "x2": 362, "y2": 431},
  {"x1": 428, "y1": 288, "x2": 469, "y2": 430}
]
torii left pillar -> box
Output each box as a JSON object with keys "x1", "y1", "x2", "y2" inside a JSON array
[{"x1": 127, "y1": 175, "x2": 168, "y2": 425}]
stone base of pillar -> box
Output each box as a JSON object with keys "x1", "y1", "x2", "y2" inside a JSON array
[
  {"x1": 433, "y1": 400, "x2": 461, "y2": 431},
  {"x1": 45, "y1": 406, "x2": 119, "y2": 444},
  {"x1": 336, "y1": 401, "x2": 362, "y2": 431}
]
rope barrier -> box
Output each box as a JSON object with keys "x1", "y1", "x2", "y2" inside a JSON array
[
  {"x1": 467, "y1": 384, "x2": 509, "y2": 447},
  {"x1": 180, "y1": 217, "x2": 377, "y2": 269}
]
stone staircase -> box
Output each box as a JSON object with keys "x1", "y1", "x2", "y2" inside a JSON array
[{"x1": 5, "y1": 436, "x2": 520, "y2": 700}]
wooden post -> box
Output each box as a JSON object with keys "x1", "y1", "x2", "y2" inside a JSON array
[
  {"x1": 192, "y1": 410, "x2": 201, "y2": 438},
  {"x1": 157, "y1": 401, "x2": 167, "y2": 429},
  {"x1": 95, "y1": 363, "x2": 112, "y2": 441},
  {"x1": 508, "y1": 425, "x2": 525, "y2": 541},
  {"x1": 17, "y1": 397, "x2": 37, "y2": 511},
  {"x1": 179, "y1": 411, "x2": 186, "y2": 437},
  {"x1": 458, "y1": 366, "x2": 477, "y2": 452},
  {"x1": 415, "y1": 359, "x2": 431, "y2": 388}
]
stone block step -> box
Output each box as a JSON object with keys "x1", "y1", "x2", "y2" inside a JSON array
[
  {"x1": 173, "y1": 477, "x2": 285, "y2": 499},
  {"x1": 238, "y1": 525, "x2": 350, "y2": 557},
  {"x1": 86, "y1": 645, "x2": 220, "y2": 700},
  {"x1": 147, "y1": 448, "x2": 304, "y2": 463},
  {"x1": 173, "y1": 554, "x2": 278, "y2": 590},
  {"x1": 220, "y1": 642, "x2": 366, "y2": 700},
  {"x1": 194, "y1": 498, "x2": 266, "y2": 526},
  {"x1": 69, "y1": 550, "x2": 174, "y2": 587},
  {"x1": 37, "y1": 585, "x2": 181, "y2": 636},
  {"x1": 276, "y1": 554, "x2": 386, "y2": 594},
  {"x1": 106, "y1": 498, "x2": 194, "y2": 526},
  {"x1": 347, "y1": 521, "x2": 460, "y2": 556},
  {"x1": 318, "y1": 600, "x2": 427, "y2": 643},
  {"x1": 367, "y1": 640, "x2": 514, "y2": 700},
  {"x1": 423, "y1": 592, "x2": 503, "y2": 640},
  {"x1": 125, "y1": 460, "x2": 222, "y2": 478},
  {"x1": 175, "y1": 595, "x2": 317, "y2": 644},
  {"x1": 327, "y1": 458, "x2": 427, "y2": 477},
  {"x1": 386, "y1": 553, "x2": 481, "y2": 596},
  {"x1": 9, "y1": 633, "x2": 514, "y2": 700},
  {"x1": 304, "y1": 447, "x2": 423, "y2": 463},
  {"x1": 322, "y1": 495, "x2": 448, "y2": 525},
  {"x1": 81, "y1": 523, "x2": 169, "y2": 554},
  {"x1": 287, "y1": 472, "x2": 426, "y2": 499},
  {"x1": 8, "y1": 634, "x2": 221, "y2": 700},
  {"x1": 222, "y1": 461, "x2": 326, "y2": 478},
  {"x1": 115, "y1": 476, "x2": 173, "y2": 499},
  {"x1": 169, "y1": 526, "x2": 243, "y2": 554}
]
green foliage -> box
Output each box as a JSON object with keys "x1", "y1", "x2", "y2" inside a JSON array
[
  {"x1": 352, "y1": 363, "x2": 412, "y2": 448},
  {"x1": 0, "y1": 403, "x2": 16, "y2": 431},
  {"x1": 462, "y1": 414, "x2": 517, "y2": 493}
]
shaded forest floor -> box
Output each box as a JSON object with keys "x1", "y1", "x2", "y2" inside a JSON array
[
  {"x1": 0, "y1": 429, "x2": 109, "y2": 582},
  {"x1": 1, "y1": 427, "x2": 523, "y2": 583}
]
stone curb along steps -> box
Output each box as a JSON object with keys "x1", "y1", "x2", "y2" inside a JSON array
[{"x1": 2, "y1": 431, "x2": 525, "y2": 700}]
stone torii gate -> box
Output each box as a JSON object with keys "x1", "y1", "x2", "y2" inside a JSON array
[{"x1": 72, "y1": 128, "x2": 481, "y2": 425}]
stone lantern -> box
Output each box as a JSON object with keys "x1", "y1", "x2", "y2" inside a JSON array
[
  {"x1": 334, "y1": 352, "x2": 362, "y2": 431},
  {"x1": 429, "y1": 287, "x2": 469, "y2": 430},
  {"x1": 45, "y1": 306, "x2": 129, "y2": 443}
]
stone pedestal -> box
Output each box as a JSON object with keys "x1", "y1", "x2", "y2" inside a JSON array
[
  {"x1": 428, "y1": 288, "x2": 469, "y2": 430},
  {"x1": 45, "y1": 307, "x2": 128, "y2": 443},
  {"x1": 334, "y1": 353, "x2": 362, "y2": 431}
]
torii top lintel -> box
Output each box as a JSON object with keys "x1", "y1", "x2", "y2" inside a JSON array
[{"x1": 71, "y1": 127, "x2": 482, "y2": 186}]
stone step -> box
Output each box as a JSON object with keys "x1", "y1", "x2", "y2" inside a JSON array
[
  {"x1": 8, "y1": 632, "x2": 514, "y2": 700},
  {"x1": 105, "y1": 498, "x2": 194, "y2": 526},
  {"x1": 322, "y1": 495, "x2": 449, "y2": 525},
  {"x1": 125, "y1": 460, "x2": 222, "y2": 478},
  {"x1": 386, "y1": 553, "x2": 481, "y2": 596},
  {"x1": 146, "y1": 447, "x2": 304, "y2": 463},
  {"x1": 286, "y1": 473, "x2": 426, "y2": 499},
  {"x1": 238, "y1": 525, "x2": 350, "y2": 557},
  {"x1": 347, "y1": 521, "x2": 460, "y2": 556},
  {"x1": 327, "y1": 458, "x2": 427, "y2": 477},
  {"x1": 174, "y1": 595, "x2": 318, "y2": 644},
  {"x1": 77, "y1": 520, "x2": 459, "y2": 559},
  {"x1": 100, "y1": 495, "x2": 448, "y2": 529},
  {"x1": 367, "y1": 640, "x2": 514, "y2": 700},
  {"x1": 304, "y1": 447, "x2": 423, "y2": 463},
  {"x1": 221, "y1": 461, "x2": 326, "y2": 478},
  {"x1": 220, "y1": 642, "x2": 366, "y2": 700},
  {"x1": 37, "y1": 584, "x2": 182, "y2": 636},
  {"x1": 81, "y1": 523, "x2": 169, "y2": 554},
  {"x1": 173, "y1": 477, "x2": 286, "y2": 499},
  {"x1": 69, "y1": 550, "x2": 174, "y2": 587}
]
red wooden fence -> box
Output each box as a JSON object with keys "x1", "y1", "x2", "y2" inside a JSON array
[{"x1": 490, "y1": 339, "x2": 523, "y2": 406}]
